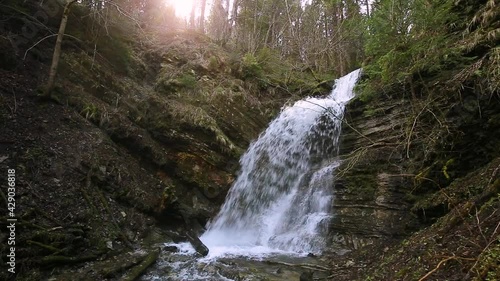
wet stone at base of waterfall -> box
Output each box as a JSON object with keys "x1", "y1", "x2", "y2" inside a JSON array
[{"x1": 144, "y1": 248, "x2": 331, "y2": 281}]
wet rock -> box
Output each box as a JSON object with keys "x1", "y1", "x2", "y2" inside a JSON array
[
  {"x1": 299, "y1": 270, "x2": 314, "y2": 281},
  {"x1": 330, "y1": 98, "x2": 421, "y2": 251},
  {"x1": 163, "y1": 245, "x2": 179, "y2": 253}
]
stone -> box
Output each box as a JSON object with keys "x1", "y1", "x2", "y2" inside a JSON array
[
  {"x1": 299, "y1": 271, "x2": 314, "y2": 281},
  {"x1": 163, "y1": 245, "x2": 179, "y2": 253}
]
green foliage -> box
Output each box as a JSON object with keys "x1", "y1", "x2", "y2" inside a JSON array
[
  {"x1": 362, "y1": 0, "x2": 460, "y2": 97},
  {"x1": 167, "y1": 101, "x2": 236, "y2": 153},
  {"x1": 241, "y1": 53, "x2": 263, "y2": 79},
  {"x1": 156, "y1": 68, "x2": 199, "y2": 93},
  {"x1": 207, "y1": 56, "x2": 219, "y2": 71},
  {"x1": 81, "y1": 103, "x2": 98, "y2": 120},
  {"x1": 177, "y1": 73, "x2": 198, "y2": 89},
  {"x1": 441, "y1": 158, "x2": 455, "y2": 180},
  {"x1": 65, "y1": 3, "x2": 133, "y2": 73},
  {"x1": 95, "y1": 36, "x2": 131, "y2": 73}
]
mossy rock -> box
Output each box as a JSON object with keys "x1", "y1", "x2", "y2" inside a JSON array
[{"x1": 175, "y1": 152, "x2": 234, "y2": 200}]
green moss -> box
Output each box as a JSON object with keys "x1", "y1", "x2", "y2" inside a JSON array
[
  {"x1": 167, "y1": 101, "x2": 237, "y2": 153},
  {"x1": 363, "y1": 106, "x2": 386, "y2": 118},
  {"x1": 345, "y1": 173, "x2": 377, "y2": 199}
]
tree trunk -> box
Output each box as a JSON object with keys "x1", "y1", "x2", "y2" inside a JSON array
[
  {"x1": 230, "y1": 0, "x2": 240, "y2": 40},
  {"x1": 44, "y1": 0, "x2": 77, "y2": 97},
  {"x1": 190, "y1": 0, "x2": 197, "y2": 29},
  {"x1": 199, "y1": 0, "x2": 207, "y2": 32}
]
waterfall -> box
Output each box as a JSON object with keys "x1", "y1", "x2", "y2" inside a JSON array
[{"x1": 201, "y1": 69, "x2": 361, "y2": 256}]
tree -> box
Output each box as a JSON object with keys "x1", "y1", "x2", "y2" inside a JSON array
[
  {"x1": 364, "y1": 0, "x2": 457, "y2": 85},
  {"x1": 44, "y1": 0, "x2": 77, "y2": 97},
  {"x1": 208, "y1": 0, "x2": 229, "y2": 43},
  {"x1": 199, "y1": 0, "x2": 207, "y2": 32}
]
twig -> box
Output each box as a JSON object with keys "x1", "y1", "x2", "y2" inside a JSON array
[
  {"x1": 23, "y1": 34, "x2": 81, "y2": 60},
  {"x1": 303, "y1": 100, "x2": 375, "y2": 144},
  {"x1": 465, "y1": 221, "x2": 500, "y2": 279},
  {"x1": 418, "y1": 256, "x2": 457, "y2": 281},
  {"x1": 48, "y1": 226, "x2": 63, "y2": 232},
  {"x1": 262, "y1": 260, "x2": 330, "y2": 272},
  {"x1": 488, "y1": 164, "x2": 500, "y2": 185},
  {"x1": 91, "y1": 43, "x2": 97, "y2": 70},
  {"x1": 406, "y1": 103, "x2": 428, "y2": 158},
  {"x1": 475, "y1": 207, "x2": 488, "y2": 243},
  {"x1": 13, "y1": 88, "x2": 16, "y2": 113}
]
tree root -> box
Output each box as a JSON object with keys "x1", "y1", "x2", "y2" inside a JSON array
[
  {"x1": 27, "y1": 240, "x2": 61, "y2": 253},
  {"x1": 41, "y1": 253, "x2": 100, "y2": 266},
  {"x1": 101, "y1": 252, "x2": 147, "y2": 278}
]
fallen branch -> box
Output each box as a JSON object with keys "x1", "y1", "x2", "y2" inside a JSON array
[
  {"x1": 406, "y1": 103, "x2": 428, "y2": 159},
  {"x1": 418, "y1": 256, "x2": 456, "y2": 281},
  {"x1": 41, "y1": 253, "x2": 100, "y2": 266},
  {"x1": 262, "y1": 260, "x2": 330, "y2": 272},
  {"x1": 122, "y1": 248, "x2": 160, "y2": 281},
  {"x1": 465, "y1": 221, "x2": 500, "y2": 279},
  {"x1": 27, "y1": 240, "x2": 61, "y2": 253},
  {"x1": 303, "y1": 100, "x2": 375, "y2": 145},
  {"x1": 23, "y1": 34, "x2": 81, "y2": 60},
  {"x1": 418, "y1": 256, "x2": 476, "y2": 281}
]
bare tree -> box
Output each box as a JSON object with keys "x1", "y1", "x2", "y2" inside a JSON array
[
  {"x1": 44, "y1": 0, "x2": 77, "y2": 97},
  {"x1": 190, "y1": 0, "x2": 197, "y2": 29},
  {"x1": 199, "y1": 0, "x2": 207, "y2": 32}
]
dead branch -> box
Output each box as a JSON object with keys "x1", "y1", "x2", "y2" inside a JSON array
[
  {"x1": 23, "y1": 33, "x2": 81, "y2": 60},
  {"x1": 303, "y1": 100, "x2": 375, "y2": 145},
  {"x1": 262, "y1": 260, "x2": 330, "y2": 272},
  {"x1": 465, "y1": 221, "x2": 500, "y2": 279},
  {"x1": 488, "y1": 164, "x2": 500, "y2": 185},
  {"x1": 418, "y1": 256, "x2": 459, "y2": 281},
  {"x1": 406, "y1": 103, "x2": 428, "y2": 158}
]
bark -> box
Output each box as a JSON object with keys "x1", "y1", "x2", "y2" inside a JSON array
[
  {"x1": 230, "y1": 0, "x2": 240, "y2": 39},
  {"x1": 122, "y1": 249, "x2": 160, "y2": 281},
  {"x1": 190, "y1": 0, "x2": 197, "y2": 28},
  {"x1": 199, "y1": 0, "x2": 207, "y2": 32},
  {"x1": 44, "y1": 0, "x2": 77, "y2": 97}
]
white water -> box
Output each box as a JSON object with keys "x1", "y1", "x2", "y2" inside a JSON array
[{"x1": 200, "y1": 69, "x2": 362, "y2": 258}]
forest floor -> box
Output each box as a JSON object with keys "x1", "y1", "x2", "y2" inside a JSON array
[{"x1": 0, "y1": 60, "x2": 175, "y2": 280}]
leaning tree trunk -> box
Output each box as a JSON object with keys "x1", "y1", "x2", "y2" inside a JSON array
[{"x1": 44, "y1": 0, "x2": 77, "y2": 97}]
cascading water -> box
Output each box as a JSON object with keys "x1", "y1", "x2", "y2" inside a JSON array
[{"x1": 201, "y1": 69, "x2": 362, "y2": 256}]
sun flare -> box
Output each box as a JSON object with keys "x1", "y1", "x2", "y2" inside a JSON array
[{"x1": 165, "y1": 0, "x2": 195, "y2": 19}]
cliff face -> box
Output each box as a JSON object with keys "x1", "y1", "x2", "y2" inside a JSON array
[
  {"x1": 326, "y1": 24, "x2": 500, "y2": 279},
  {"x1": 328, "y1": 97, "x2": 418, "y2": 250},
  {"x1": 328, "y1": 71, "x2": 500, "y2": 249}
]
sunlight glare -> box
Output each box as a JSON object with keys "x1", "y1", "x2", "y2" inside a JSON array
[{"x1": 165, "y1": 0, "x2": 195, "y2": 19}]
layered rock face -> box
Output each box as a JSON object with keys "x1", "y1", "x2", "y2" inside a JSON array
[
  {"x1": 328, "y1": 79, "x2": 500, "y2": 252},
  {"x1": 329, "y1": 98, "x2": 420, "y2": 251}
]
